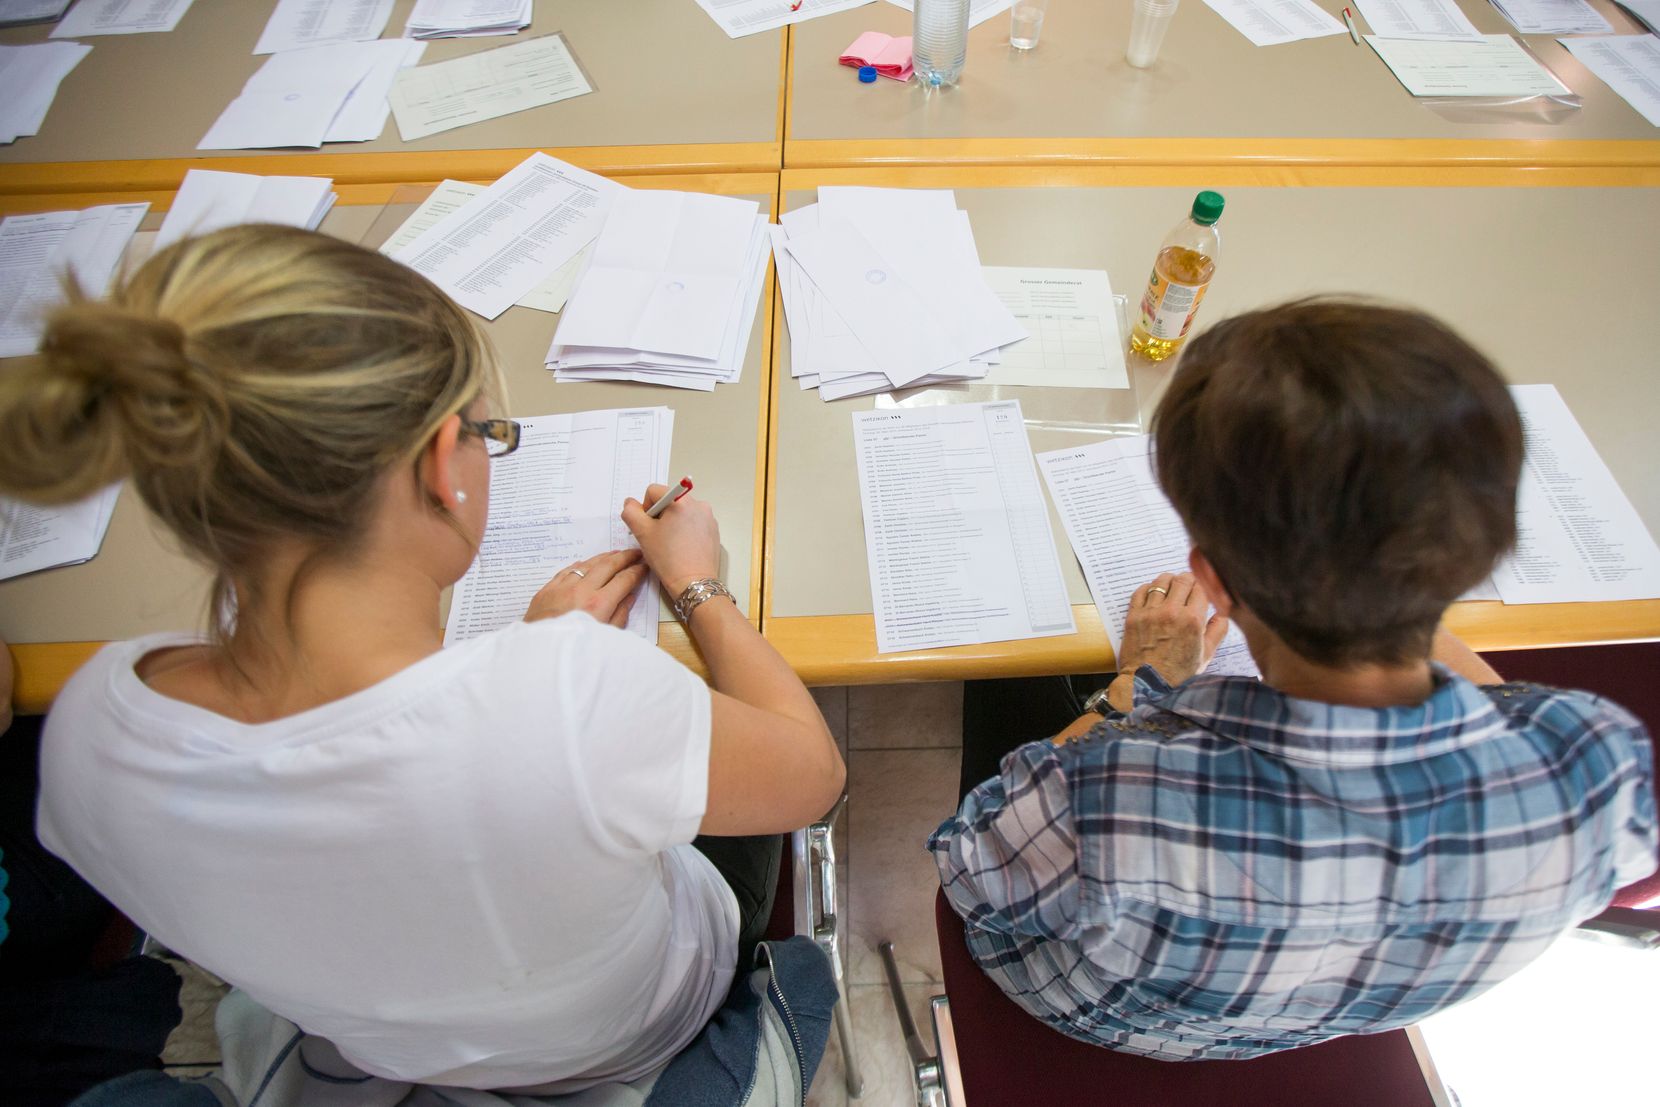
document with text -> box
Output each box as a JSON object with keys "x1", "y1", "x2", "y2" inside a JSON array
[
  {"x1": 1489, "y1": 0, "x2": 1611, "y2": 34},
  {"x1": 50, "y1": 0, "x2": 194, "y2": 37},
  {"x1": 0, "y1": 485, "x2": 121, "y2": 582},
  {"x1": 0, "y1": 1, "x2": 73, "y2": 28},
  {"x1": 1353, "y1": 0, "x2": 1483, "y2": 40},
  {"x1": 982, "y1": 266, "x2": 1129, "y2": 390},
  {"x1": 389, "y1": 153, "x2": 619, "y2": 320},
  {"x1": 695, "y1": 0, "x2": 875, "y2": 39},
  {"x1": 0, "y1": 202, "x2": 147, "y2": 358},
  {"x1": 882, "y1": 0, "x2": 1012, "y2": 29},
  {"x1": 854, "y1": 401, "x2": 1076, "y2": 654},
  {"x1": 1200, "y1": 0, "x2": 1345, "y2": 45},
  {"x1": 1560, "y1": 34, "x2": 1660, "y2": 127},
  {"x1": 444, "y1": 407, "x2": 672, "y2": 645},
  {"x1": 1490, "y1": 384, "x2": 1660, "y2": 604},
  {"x1": 388, "y1": 32, "x2": 592, "y2": 141},
  {"x1": 254, "y1": 0, "x2": 394, "y2": 54},
  {"x1": 1367, "y1": 34, "x2": 1572, "y2": 96},
  {"x1": 1037, "y1": 436, "x2": 1259, "y2": 678}
]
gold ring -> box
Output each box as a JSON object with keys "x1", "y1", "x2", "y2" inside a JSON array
[
  {"x1": 1147, "y1": 586, "x2": 1169, "y2": 597},
  {"x1": 569, "y1": 568, "x2": 587, "y2": 580}
]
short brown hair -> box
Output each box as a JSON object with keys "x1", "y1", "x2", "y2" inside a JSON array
[{"x1": 1152, "y1": 299, "x2": 1523, "y2": 666}]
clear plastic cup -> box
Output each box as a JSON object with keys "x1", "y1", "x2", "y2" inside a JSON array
[
  {"x1": 1126, "y1": 0, "x2": 1180, "y2": 69},
  {"x1": 1010, "y1": 0, "x2": 1049, "y2": 49}
]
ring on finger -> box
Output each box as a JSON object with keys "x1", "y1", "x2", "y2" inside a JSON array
[
  {"x1": 1147, "y1": 586, "x2": 1169, "y2": 598},
  {"x1": 568, "y1": 568, "x2": 588, "y2": 580}
]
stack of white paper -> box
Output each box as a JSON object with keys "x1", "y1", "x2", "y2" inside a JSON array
[
  {"x1": 254, "y1": 0, "x2": 395, "y2": 54},
  {"x1": 390, "y1": 153, "x2": 618, "y2": 320},
  {"x1": 445, "y1": 407, "x2": 672, "y2": 646},
  {"x1": 1618, "y1": 0, "x2": 1660, "y2": 33},
  {"x1": 1353, "y1": 0, "x2": 1483, "y2": 40},
  {"x1": 695, "y1": 0, "x2": 876, "y2": 38},
  {"x1": 0, "y1": 1, "x2": 73, "y2": 28},
  {"x1": 0, "y1": 41, "x2": 90, "y2": 145},
  {"x1": 774, "y1": 187, "x2": 1027, "y2": 401},
  {"x1": 49, "y1": 0, "x2": 194, "y2": 37},
  {"x1": 1560, "y1": 34, "x2": 1660, "y2": 126},
  {"x1": 154, "y1": 169, "x2": 335, "y2": 251},
  {"x1": 546, "y1": 189, "x2": 771, "y2": 392},
  {"x1": 200, "y1": 38, "x2": 424, "y2": 150},
  {"x1": 0, "y1": 202, "x2": 148, "y2": 359},
  {"x1": 404, "y1": 0, "x2": 530, "y2": 38},
  {"x1": 1488, "y1": 0, "x2": 1612, "y2": 34},
  {"x1": 0, "y1": 486, "x2": 122, "y2": 582},
  {"x1": 1200, "y1": 0, "x2": 1346, "y2": 46}
]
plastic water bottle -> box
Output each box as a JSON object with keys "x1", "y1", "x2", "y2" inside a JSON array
[{"x1": 913, "y1": 0, "x2": 970, "y2": 88}]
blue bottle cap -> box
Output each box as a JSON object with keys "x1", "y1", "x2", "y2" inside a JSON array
[{"x1": 858, "y1": 65, "x2": 878, "y2": 83}]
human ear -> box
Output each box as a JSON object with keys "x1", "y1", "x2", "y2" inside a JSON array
[
  {"x1": 419, "y1": 413, "x2": 466, "y2": 510},
  {"x1": 1190, "y1": 549, "x2": 1235, "y2": 618}
]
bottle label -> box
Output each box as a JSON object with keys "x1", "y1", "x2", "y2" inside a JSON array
[{"x1": 1139, "y1": 270, "x2": 1210, "y2": 341}]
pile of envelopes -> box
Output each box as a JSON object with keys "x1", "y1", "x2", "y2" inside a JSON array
[
  {"x1": 198, "y1": 39, "x2": 425, "y2": 150},
  {"x1": 772, "y1": 187, "x2": 1027, "y2": 401},
  {"x1": 0, "y1": 40, "x2": 88, "y2": 145},
  {"x1": 546, "y1": 189, "x2": 771, "y2": 391}
]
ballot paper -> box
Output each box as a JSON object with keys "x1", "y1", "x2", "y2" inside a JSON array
[
  {"x1": 0, "y1": 0, "x2": 72, "y2": 28},
  {"x1": 50, "y1": 0, "x2": 194, "y2": 37},
  {"x1": 882, "y1": 0, "x2": 1012, "y2": 29},
  {"x1": 694, "y1": 0, "x2": 876, "y2": 39},
  {"x1": 982, "y1": 267, "x2": 1128, "y2": 390},
  {"x1": 379, "y1": 179, "x2": 590, "y2": 312},
  {"x1": 1619, "y1": 0, "x2": 1660, "y2": 33},
  {"x1": 1488, "y1": 0, "x2": 1612, "y2": 34},
  {"x1": 0, "y1": 486, "x2": 121, "y2": 582},
  {"x1": 322, "y1": 39, "x2": 426, "y2": 143},
  {"x1": 199, "y1": 40, "x2": 390, "y2": 150},
  {"x1": 1036, "y1": 436, "x2": 1259, "y2": 678},
  {"x1": 404, "y1": 0, "x2": 531, "y2": 38},
  {"x1": 1353, "y1": 0, "x2": 1483, "y2": 40},
  {"x1": 0, "y1": 202, "x2": 147, "y2": 358},
  {"x1": 390, "y1": 153, "x2": 618, "y2": 320},
  {"x1": 1367, "y1": 33, "x2": 1572, "y2": 96},
  {"x1": 1560, "y1": 34, "x2": 1660, "y2": 126},
  {"x1": 854, "y1": 401, "x2": 1076, "y2": 654},
  {"x1": 444, "y1": 407, "x2": 672, "y2": 646},
  {"x1": 1489, "y1": 385, "x2": 1660, "y2": 605},
  {"x1": 254, "y1": 0, "x2": 393, "y2": 54},
  {"x1": 154, "y1": 169, "x2": 335, "y2": 251},
  {"x1": 1200, "y1": 0, "x2": 1346, "y2": 45},
  {"x1": 0, "y1": 40, "x2": 89, "y2": 145},
  {"x1": 387, "y1": 32, "x2": 592, "y2": 142}
]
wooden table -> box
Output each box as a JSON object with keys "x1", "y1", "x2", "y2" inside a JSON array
[
  {"x1": 785, "y1": 0, "x2": 1660, "y2": 170},
  {"x1": 0, "y1": 0, "x2": 787, "y2": 195},
  {"x1": 0, "y1": 172, "x2": 780, "y2": 712},
  {"x1": 762, "y1": 164, "x2": 1660, "y2": 684}
]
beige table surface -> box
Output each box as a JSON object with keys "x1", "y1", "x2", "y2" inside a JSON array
[
  {"x1": 1, "y1": 173, "x2": 778, "y2": 711},
  {"x1": 764, "y1": 165, "x2": 1660, "y2": 684},
  {"x1": 786, "y1": 0, "x2": 1660, "y2": 169},
  {"x1": 0, "y1": 0, "x2": 785, "y2": 194}
]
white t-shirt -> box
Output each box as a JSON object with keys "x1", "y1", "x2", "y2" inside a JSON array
[{"x1": 37, "y1": 614, "x2": 738, "y2": 1090}]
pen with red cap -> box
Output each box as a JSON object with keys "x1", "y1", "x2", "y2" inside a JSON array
[{"x1": 645, "y1": 477, "x2": 694, "y2": 518}]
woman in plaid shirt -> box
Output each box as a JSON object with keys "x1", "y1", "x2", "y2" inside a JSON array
[{"x1": 931, "y1": 299, "x2": 1656, "y2": 1060}]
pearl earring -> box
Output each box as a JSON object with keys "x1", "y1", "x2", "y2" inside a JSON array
[{"x1": 455, "y1": 491, "x2": 468, "y2": 505}]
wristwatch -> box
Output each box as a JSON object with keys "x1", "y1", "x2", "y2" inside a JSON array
[
  {"x1": 672, "y1": 578, "x2": 734, "y2": 623},
  {"x1": 1082, "y1": 686, "x2": 1116, "y2": 717}
]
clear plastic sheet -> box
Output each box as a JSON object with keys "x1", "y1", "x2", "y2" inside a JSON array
[{"x1": 1415, "y1": 40, "x2": 1583, "y2": 125}]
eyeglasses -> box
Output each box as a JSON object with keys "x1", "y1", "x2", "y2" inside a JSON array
[{"x1": 461, "y1": 418, "x2": 521, "y2": 458}]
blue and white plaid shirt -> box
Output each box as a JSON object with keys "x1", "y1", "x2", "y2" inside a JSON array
[{"x1": 929, "y1": 664, "x2": 1657, "y2": 1060}]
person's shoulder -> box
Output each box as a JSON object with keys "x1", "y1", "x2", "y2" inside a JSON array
[{"x1": 1480, "y1": 679, "x2": 1650, "y2": 759}]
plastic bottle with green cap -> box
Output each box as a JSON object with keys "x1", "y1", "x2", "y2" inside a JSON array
[{"x1": 1130, "y1": 190, "x2": 1225, "y2": 362}]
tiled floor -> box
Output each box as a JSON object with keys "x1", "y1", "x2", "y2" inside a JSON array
[{"x1": 160, "y1": 682, "x2": 966, "y2": 1107}]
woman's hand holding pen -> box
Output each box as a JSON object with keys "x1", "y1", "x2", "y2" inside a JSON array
[
  {"x1": 524, "y1": 549, "x2": 648, "y2": 628},
  {"x1": 622, "y1": 483, "x2": 721, "y2": 598}
]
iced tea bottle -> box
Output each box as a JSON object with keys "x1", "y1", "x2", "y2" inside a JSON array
[{"x1": 1130, "y1": 191, "x2": 1224, "y2": 362}]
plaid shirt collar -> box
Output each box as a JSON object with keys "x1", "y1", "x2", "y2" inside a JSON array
[{"x1": 1129, "y1": 661, "x2": 1510, "y2": 768}]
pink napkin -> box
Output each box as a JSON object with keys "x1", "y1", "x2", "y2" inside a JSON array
[{"x1": 840, "y1": 31, "x2": 913, "y2": 81}]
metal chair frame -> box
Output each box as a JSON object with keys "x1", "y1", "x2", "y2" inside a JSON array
[{"x1": 795, "y1": 794, "x2": 865, "y2": 1098}]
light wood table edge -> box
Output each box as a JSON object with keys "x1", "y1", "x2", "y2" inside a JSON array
[
  {"x1": 764, "y1": 601, "x2": 1660, "y2": 686},
  {"x1": 0, "y1": 143, "x2": 784, "y2": 198},
  {"x1": 784, "y1": 137, "x2": 1660, "y2": 172},
  {"x1": 780, "y1": 163, "x2": 1660, "y2": 191}
]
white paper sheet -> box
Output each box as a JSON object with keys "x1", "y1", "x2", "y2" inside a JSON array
[
  {"x1": 1200, "y1": 0, "x2": 1346, "y2": 45},
  {"x1": 390, "y1": 153, "x2": 618, "y2": 320},
  {"x1": 444, "y1": 407, "x2": 672, "y2": 645},
  {"x1": 1353, "y1": 0, "x2": 1483, "y2": 40},
  {"x1": 853, "y1": 400, "x2": 1076, "y2": 654},
  {"x1": 322, "y1": 39, "x2": 426, "y2": 143},
  {"x1": 1560, "y1": 34, "x2": 1660, "y2": 126},
  {"x1": 1619, "y1": 0, "x2": 1660, "y2": 33},
  {"x1": 254, "y1": 0, "x2": 393, "y2": 54},
  {"x1": 379, "y1": 179, "x2": 589, "y2": 312},
  {"x1": 0, "y1": 202, "x2": 147, "y2": 358},
  {"x1": 0, "y1": 40, "x2": 89, "y2": 145},
  {"x1": 198, "y1": 41, "x2": 385, "y2": 151},
  {"x1": 694, "y1": 0, "x2": 875, "y2": 38},
  {"x1": 1037, "y1": 436, "x2": 1259, "y2": 678},
  {"x1": 881, "y1": 0, "x2": 1013, "y2": 29},
  {"x1": 1488, "y1": 0, "x2": 1611, "y2": 33},
  {"x1": 981, "y1": 267, "x2": 1128, "y2": 390},
  {"x1": 1367, "y1": 33, "x2": 1571, "y2": 95},
  {"x1": 0, "y1": 485, "x2": 121, "y2": 581},
  {"x1": 154, "y1": 169, "x2": 335, "y2": 251},
  {"x1": 387, "y1": 31, "x2": 591, "y2": 141},
  {"x1": 404, "y1": 0, "x2": 530, "y2": 38},
  {"x1": 0, "y1": 1, "x2": 72, "y2": 27},
  {"x1": 1490, "y1": 385, "x2": 1660, "y2": 604},
  {"x1": 50, "y1": 0, "x2": 194, "y2": 37}
]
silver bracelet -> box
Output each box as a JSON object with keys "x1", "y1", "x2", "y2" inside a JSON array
[{"x1": 672, "y1": 578, "x2": 734, "y2": 623}]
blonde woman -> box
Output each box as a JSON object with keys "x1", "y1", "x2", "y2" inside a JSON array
[{"x1": 0, "y1": 226, "x2": 844, "y2": 1092}]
